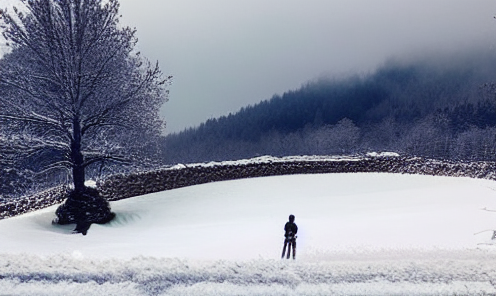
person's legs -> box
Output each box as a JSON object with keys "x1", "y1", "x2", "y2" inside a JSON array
[
  {"x1": 287, "y1": 240, "x2": 292, "y2": 259},
  {"x1": 281, "y1": 239, "x2": 288, "y2": 258},
  {"x1": 291, "y1": 239, "x2": 296, "y2": 259}
]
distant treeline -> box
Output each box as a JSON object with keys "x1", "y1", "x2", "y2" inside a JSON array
[{"x1": 163, "y1": 49, "x2": 496, "y2": 163}]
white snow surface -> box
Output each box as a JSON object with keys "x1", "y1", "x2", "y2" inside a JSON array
[
  {"x1": 169, "y1": 154, "x2": 379, "y2": 170},
  {"x1": 2, "y1": 172, "x2": 496, "y2": 295}
]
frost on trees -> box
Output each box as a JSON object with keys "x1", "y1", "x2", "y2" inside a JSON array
[{"x1": 0, "y1": 0, "x2": 171, "y2": 229}]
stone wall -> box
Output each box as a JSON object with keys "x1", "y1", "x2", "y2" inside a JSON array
[
  {"x1": 0, "y1": 186, "x2": 69, "y2": 219},
  {"x1": 99, "y1": 156, "x2": 496, "y2": 201},
  {"x1": 1, "y1": 156, "x2": 496, "y2": 219}
]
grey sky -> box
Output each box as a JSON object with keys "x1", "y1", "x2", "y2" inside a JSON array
[{"x1": 2, "y1": 0, "x2": 496, "y2": 134}]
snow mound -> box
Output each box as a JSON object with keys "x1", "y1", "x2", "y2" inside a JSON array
[{"x1": 84, "y1": 180, "x2": 97, "y2": 188}]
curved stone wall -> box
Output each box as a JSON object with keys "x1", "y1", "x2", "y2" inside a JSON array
[
  {"x1": 99, "y1": 156, "x2": 496, "y2": 201},
  {"x1": 2, "y1": 156, "x2": 495, "y2": 219}
]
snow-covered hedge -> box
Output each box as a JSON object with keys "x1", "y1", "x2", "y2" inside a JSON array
[{"x1": 2, "y1": 154, "x2": 496, "y2": 219}]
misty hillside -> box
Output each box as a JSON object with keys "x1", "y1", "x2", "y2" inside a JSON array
[{"x1": 163, "y1": 50, "x2": 496, "y2": 164}]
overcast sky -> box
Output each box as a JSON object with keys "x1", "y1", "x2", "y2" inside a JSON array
[{"x1": 1, "y1": 0, "x2": 496, "y2": 134}]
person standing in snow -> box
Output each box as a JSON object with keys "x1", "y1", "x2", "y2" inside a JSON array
[{"x1": 281, "y1": 214, "x2": 298, "y2": 259}]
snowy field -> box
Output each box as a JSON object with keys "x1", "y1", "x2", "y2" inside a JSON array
[{"x1": 2, "y1": 173, "x2": 496, "y2": 295}]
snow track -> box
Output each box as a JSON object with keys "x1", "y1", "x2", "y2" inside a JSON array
[{"x1": 1, "y1": 251, "x2": 496, "y2": 296}]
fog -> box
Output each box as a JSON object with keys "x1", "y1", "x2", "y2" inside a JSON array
[
  {"x1": 117, "y1": 0, "x2": 496, "y2": 134},
  {"x1": 2, "y1": 0, "x2": 495, "y2": 133}
]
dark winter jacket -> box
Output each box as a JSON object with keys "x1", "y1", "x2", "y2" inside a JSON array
[{"x1": 284, "y1": 222, "x2": 298, "y2": 238}]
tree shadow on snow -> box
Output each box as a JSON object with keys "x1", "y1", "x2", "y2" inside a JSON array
[{"x1": 101, "y1": 211, "x2": 143, "y2": 227}]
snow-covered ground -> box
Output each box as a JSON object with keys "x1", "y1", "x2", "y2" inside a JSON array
[{"x1": 2, "y1": 173, "x2": 496, "y2": 295}]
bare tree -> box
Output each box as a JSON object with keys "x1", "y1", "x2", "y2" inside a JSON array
[
  {"x1": 0, "y1": 0, "x2": 171, "y2": 225},
  {"x1": 308, "y1": 118, "x2": 360, "y2": 155}
]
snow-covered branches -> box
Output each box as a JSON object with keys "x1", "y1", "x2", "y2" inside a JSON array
[{"x1": 0, "y1": 0, "x2": 171, "y2": 192}]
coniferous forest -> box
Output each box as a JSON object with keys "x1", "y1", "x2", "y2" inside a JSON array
[{"x1": 162, "y1": 49, "x2": 496, "y2": 164}]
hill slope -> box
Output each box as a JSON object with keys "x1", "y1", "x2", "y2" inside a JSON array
[{"x1": 163, "y1": 50, "x2": 496, "y2": 163}]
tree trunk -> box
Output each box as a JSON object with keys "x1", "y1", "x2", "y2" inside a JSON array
[
  {"x1": 71, "y1": 117, "x2": 85, "y2": 194},
  {"x1": 56, "y1": 116, "x2": 116, "y2": 229},
  {"x1": 73, "y1": 164, "x2": 85, "y2": 193}
]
